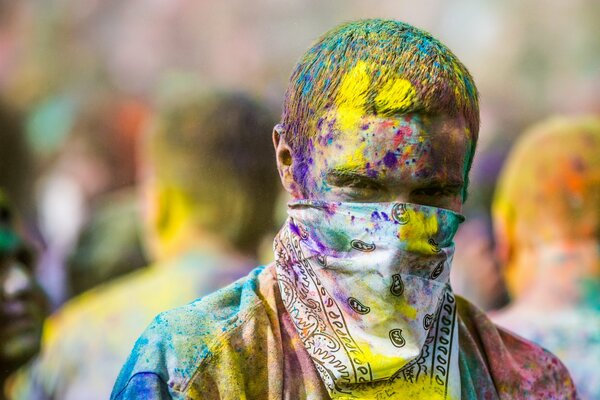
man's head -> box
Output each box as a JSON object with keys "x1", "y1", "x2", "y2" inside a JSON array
[
  {"x1": 141, "y1": 92, "x2": 279, "y2": 260},
  {"x1": 274, "y1": 19, "x2": 478, "y2": 212},
  {"x1": 0, "y1": 191, "x2": 47, "y2": 377},
  {"x1": 493, "y1": 116, "x2": 600, "y2": 297}
]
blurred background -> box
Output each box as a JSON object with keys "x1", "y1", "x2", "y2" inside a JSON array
[
  {"x1": 0, "y1": 0, "x2": 598, "y2": 306},
  {"x1": 0, "y1": 0, "x2": 599, "y2": 398},
  {"x1": 1, "y1": 0, "x2": 597, "y2": 308}
]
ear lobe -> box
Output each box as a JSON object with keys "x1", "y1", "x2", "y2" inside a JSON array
[{"x1": 493, "y1": 218, "x2": 511, "y2": 266}]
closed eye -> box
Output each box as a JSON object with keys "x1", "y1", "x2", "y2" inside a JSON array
[
  {"x1": 412, "y1": 184, "x2": 462, "y2": 197},
  {"x1": 326, "y1": 171, "x2": 382, "y2": 191}
]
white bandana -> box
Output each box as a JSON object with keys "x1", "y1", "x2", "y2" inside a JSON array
[{"x1": 274, "y1": 200, "x2": 463, "y2": 399}]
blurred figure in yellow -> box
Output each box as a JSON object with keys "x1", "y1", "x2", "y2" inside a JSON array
[
  {"x1": 17, "y1": 92, "x2": 279, "y2": 400},
  {"x1": 491, "y1": 116, "x2": 600, "y2": 399},
  {"x1": 0, "y1": 191, "x2": 48, "y2": 400}
]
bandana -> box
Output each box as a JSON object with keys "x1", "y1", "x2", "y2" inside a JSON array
[{"x1": 274, "y1": 200, "x2": 464, "y2": 399}]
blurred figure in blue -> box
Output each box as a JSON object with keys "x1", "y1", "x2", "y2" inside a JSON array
[
  {"x1": 491, "y1": 116, "x2": 600, "y2": 399},
  {"x1": 16, "y1": 91, "x2": 279, "y2": 400},
  {"x1": 0, "y1": 191, "x2": 48, "y2": 400}
]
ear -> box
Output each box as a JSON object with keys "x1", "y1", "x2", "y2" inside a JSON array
[
  {"x1": 273, "y1": 125, "x2": 303, "y2": 198},
  {"x1": 493, "y1": 216, "x2": 512, "y2": 267}
]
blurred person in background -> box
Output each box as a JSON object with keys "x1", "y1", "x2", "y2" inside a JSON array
[
  {"x1": 491, "y1": 116, "x2": 600, "y2": 399},
  {"x1": 66, "y1": 190, "x2": 148, "y2": 298},
  {"x1": 15, "y1": 91, "x2": 279, "y2": 400},
  {"x1": 34, "y1": 90, "x2": 148, "y2": 307},
  {"x1": 0, "y1": 101, "x2": 35, "y2": 225},
  {"x1": 0, "y1": 191, "x2": 48, "y2": 400},
  {"x1": 113, "y1": 20, "x2": 575, "y2": 399}
]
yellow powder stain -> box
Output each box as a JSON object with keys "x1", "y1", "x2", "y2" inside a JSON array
[
  {"x1": 335, "y1": 61, "x2": 371, "y2": 132},
  {"x1": 398, "y1": 209, "x2": 439, "y2": 254},
  {"x1": 353, "y1": 338, "x2": 408, "y2": 377},
  {"x1": 334, "y1": 340, "x2": 457, "y2": 400},
  {"x1": 340, "y1": 141, "x2": 368, "y2": 171},
  {"x1": 374, "y1": 77, "x2": 416, "y2": 115},
  {"x1": 395, "y1": 298, "x2": 417, "y2": 320}
]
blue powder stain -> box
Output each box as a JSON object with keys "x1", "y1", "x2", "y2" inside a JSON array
[
  {"x1": 381, "y1": 212, "x2": 389, "y2": 220},
  {"x1": 371, "y1": 211, "x2": 381, "y2": 220},
  {"x1": 293, "y1": 159, "x2": 309, "y2": 186},
  {"x1": 316, "y1": 118, "x2": 324, "y2": 130},
  {"x1": 314, "y1": 236, "x2": 327, "y2": 253},
  {"x1": 301, "y1": 73, "x2": 313, "y2": 96},
  {"x1": 366, "y1": 169, "x2": 378, "y2": 178},
  {"x1": 323, "y1": 203, "x2": 338, "y2": 216},
  {"x1": 383, "y1": 151, "x2": 397, "y2": 168},
  {"x1": 289, "y1": 221, "x2": 302, "y2": 237}
]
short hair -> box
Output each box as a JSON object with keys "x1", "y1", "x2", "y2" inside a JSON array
[
  {"x1": 494, "y1": 116, "x2": 600, "y2": 245},
  {"x1": 281, "y1": 19, "x2": 479, "y2": 187},
  {"x1": 147, "y1": 92, "x2": 279, "y2": 254},
  {"x1": 492, "y1": 116, "x2": 600, "y2": 298}
]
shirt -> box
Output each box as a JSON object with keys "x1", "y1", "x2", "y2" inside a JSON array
[
  {"x1": 112, "y1": 264, "x2": 577, "y2": 400},
  {"x1": 15, "y1": 250, "x2": 254, "y2": 400}
]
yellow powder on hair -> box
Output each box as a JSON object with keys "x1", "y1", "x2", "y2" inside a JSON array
[
  {"x1": 374, "y1": 77, "x2": 416, "y2": 115},
  {"x1": 335, "y1": 61, "x2": 371, "y2": 132}
]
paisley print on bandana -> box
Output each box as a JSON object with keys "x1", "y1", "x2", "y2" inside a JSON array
[{"x1": 274, "y1": 201, "x2": 464, "y2": 398}]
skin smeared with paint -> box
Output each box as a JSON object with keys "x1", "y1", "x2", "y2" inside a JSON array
[{"x1": 304, "y1": 110, "x2": 468, "y2": 211}]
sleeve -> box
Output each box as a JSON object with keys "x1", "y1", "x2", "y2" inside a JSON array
[{"x1": 111, "y1": 372, "x2": 172, "y2": 400}]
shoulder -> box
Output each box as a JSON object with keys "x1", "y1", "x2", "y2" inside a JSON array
[
  {"x1": 46, "y1": 265, "x2": 158, "y2": 332},
  {"x1": 456, "y1": 296, "x2": 577, "y2": 399},
  {"x1": 111, "y1": 265, "x2": 271, "y2": 399}
]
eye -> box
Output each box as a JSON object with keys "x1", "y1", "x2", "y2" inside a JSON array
[
  {"x1": 15, "y1": 247, "x2": 35, "y2": 272},
  {"x1": 412, "y1": 185, "x2": 461, "y2": 197},
  {"x1": 346, "y1": 178, "x2": 380, "y2": 191}
]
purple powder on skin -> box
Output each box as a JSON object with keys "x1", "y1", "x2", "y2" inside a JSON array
[{"x1": 383, "y1": 151, "x2": 398, "y2": 168}]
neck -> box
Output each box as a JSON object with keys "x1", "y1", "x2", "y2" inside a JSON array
[{"x1": 512, "y1": 240, "x2": 599, "y2": 311}]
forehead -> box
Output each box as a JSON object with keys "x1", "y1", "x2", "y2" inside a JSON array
[{"x1": 309, "y1": 110, "x2": 469, "y2": 180}]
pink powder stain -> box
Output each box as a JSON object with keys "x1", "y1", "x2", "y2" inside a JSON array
[{"x1": 394, "y1": 126, "x2": 413, "y2": 148}]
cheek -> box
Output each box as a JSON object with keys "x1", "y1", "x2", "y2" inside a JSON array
[{"x1": 291, "y1": 142, "x2": 325, "y2": 193}]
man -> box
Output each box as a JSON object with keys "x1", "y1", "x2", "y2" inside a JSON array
[
  {"x1": 18, "y1": 92, "x2": 279, "y2": 400},
  {"x1": 0, "y1": 192, "x2": 48, "y2": 400},
  {"x1": 491, "y1": 116, "x2": 600, "y2": 399},
  {"x1": 113, "y1": 20, "x2": 576, "y2": 399}
]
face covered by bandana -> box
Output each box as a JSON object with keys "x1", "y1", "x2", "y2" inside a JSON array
[{"x1": 274, "y1": 200, "x2": 464, "y2": 399}]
